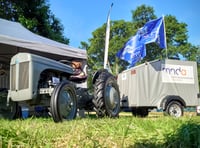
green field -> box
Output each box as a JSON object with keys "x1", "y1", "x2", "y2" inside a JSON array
[{"x1": 0, "y1": 112, "x2": 200, "y2": 148}]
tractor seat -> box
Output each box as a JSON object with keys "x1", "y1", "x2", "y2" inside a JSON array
[
  {"x1": 69, "y1": 61, "x2": 87, "y2": 83},
  {"x1": 70, "y1": 73, "x2": 87, "y2": 83},
  {"x1": 69, "y1": 69, "x2": 87, "y2": 82}
]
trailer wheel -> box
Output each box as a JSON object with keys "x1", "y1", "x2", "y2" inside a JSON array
[
  {"x1": 50, "y1": 82, "x2": 77, "y2": 122},
  {"x1": 93, "y1": 71, "x2": 120, "y2": 117},
  {"x1": 0, "y1": 89, "x2": 19, "y2": 119},
  {"x1": 165, "y1": 101, "x2": 183, "y2": 117}
]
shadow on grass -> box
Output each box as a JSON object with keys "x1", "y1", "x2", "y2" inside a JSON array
[{"x1": 128, "y1": 121, "x2": 200, "y2": 148}]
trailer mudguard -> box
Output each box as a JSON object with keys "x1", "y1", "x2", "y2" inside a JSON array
[{"x1": 160, "y1": 95, "x2": 186, "y2": 111}]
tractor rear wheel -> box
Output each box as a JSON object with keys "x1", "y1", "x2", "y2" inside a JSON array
[
  {"x1": 50, "y1": 82, "x2": 77, "y2": 122},
  {"x1": 93, "y1": 71, "x2": 120, "y2": 117}
]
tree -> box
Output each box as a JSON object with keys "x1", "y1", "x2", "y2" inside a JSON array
[
  {"x1": 87, "y1": 20, "x2": 135, "y2": 75},
  {"x1": 132, "y1": 4, "x2": 156, "y2": 27},
  {"x1": 0, "y1": 0, "x2": 69, "y2": 44},
  {"x1": 195, "y1": 45, "x2": 200, "y2": 89},
  {"x1": 163, "y1": 15, "x2": 188, "y2": 58}
]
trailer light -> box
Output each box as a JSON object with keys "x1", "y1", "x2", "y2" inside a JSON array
[{"x1": 197, "y1": 106, "x2": 200, "y2": 116}]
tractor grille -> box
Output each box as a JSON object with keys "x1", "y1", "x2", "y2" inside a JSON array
[
  {"x1": 11, "y1": 64, "x2": 16, "y2": 91},
  {"x1": 11, "y1": 62, "x2": 29, "y2": 91},
  {"x1": 19, "y1": 62, "x2": 29, "y2": 90}
]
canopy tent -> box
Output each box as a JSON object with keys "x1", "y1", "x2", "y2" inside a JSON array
[{"x1": 0, "y1": 18, "x2": 87, "y2": 64}]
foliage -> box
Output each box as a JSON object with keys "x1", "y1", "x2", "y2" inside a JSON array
[
  {"x1": 132, "y1": 4, "x2": 156, "y2": 27},
  {"x1": 197, "y1": 46, "x2": 200, "y2": 88},
  {"x1": 164, "y1": 122, "x2": 200, "y2": 148},
  {"x1": 0, "y1": 0, "x2": 69, "y2": 44},
  {"x1": 0, "y1": 114, "x2": 200, "y2": 147},
  {"x1": 87, "y1": 20, "x2": 135, "y2": 75}
]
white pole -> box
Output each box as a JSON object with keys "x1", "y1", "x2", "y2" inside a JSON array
[
  {"x1": 162, "y1": 15, "x2": 168, "y2": 58},
  {"x1": 104, "y1": 3, "x2": 113, "y2": 69}
]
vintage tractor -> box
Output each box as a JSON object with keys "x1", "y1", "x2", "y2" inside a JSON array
[{"x1": 0, "y1": 52, "x2": 120, "y2": 122}]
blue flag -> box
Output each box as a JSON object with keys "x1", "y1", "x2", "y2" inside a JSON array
[
  {"x1": 116, "y1": 17, "x2": 166, "y2": 66},
  {"x1": 137, "y1": 17, "x2": 166, "y2": 48},
  {"x1": 116, "y1": 35, "x2": 146, "y2": 66}
]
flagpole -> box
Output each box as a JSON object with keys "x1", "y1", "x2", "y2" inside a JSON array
[
  {"x1": 104, "y1": 3, "x2": 113, "y2": 70},
  {"x1": 162, "y1": 15, "x2": 168, "y2": 59}
]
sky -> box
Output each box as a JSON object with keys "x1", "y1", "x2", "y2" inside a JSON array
[{"x1": 49, "y1": 0, "x2": 200, "y2": 48}]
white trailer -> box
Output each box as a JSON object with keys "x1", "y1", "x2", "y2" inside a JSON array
[{"x1": 117, "y1": 59, "x2": 200, "y2": 117}]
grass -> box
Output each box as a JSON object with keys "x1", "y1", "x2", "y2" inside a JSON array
[{"x1": 0, "y1": 112, "x2": 200, "y2": 148}]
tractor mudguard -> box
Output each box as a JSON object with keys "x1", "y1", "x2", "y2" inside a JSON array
[{"x1": 92, "y1": 69, "x2": 108, "y2": 85}]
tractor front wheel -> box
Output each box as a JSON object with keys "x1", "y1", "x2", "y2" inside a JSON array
[
  {"x1": 0, "y1": 89, "x2": 19, "y2": 119},
  {"x1": 50, "y1": 82, "x2": 77, "y2": 122}
]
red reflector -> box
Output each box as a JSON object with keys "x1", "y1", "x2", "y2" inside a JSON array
[{"x1": 131, "y1": 69, "x2": 136, "y2": 75}]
